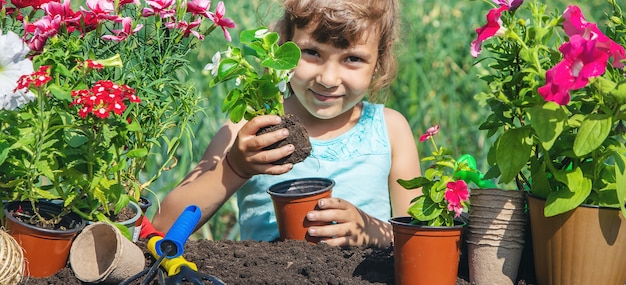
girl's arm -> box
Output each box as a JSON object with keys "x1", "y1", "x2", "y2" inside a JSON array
[
  {"x1": 384, "y1": 108, "x2": 422, "y2": 218},
  {"x1": 151, "y1": 115, "x2": 294, "y2": 234},
  {"x1": 305, "y1": 108, "x2": 421, "y2": 247}
]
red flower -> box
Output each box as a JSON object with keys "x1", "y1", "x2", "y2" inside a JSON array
[
  {"x1": 71, "y1": 80, "x2": 139, "y2": 119},
  {"x1": 470, "y1": 5, "x2": 508, "y2": 58},
  {"x1": 13, "y1": 66, "x2": 52, "y2": 92},
  {"x1": 562, "y1": 5, "x2": 626, "y2": 68},
  {"x1": 538, "y1": 35, "x2": 608, "y2": 105},
  {"x1": 419, "y1": 125, "x2": 440, "y2": 142},
  {"x1": 445, "y1": 180, "x2": 469, "y2": 218}
]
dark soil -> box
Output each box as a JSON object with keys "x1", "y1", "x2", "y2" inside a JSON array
[
  {"x1": 25, "y1": 235, "x2": 537, "y2": 284},
  {"x1": 258, "y1": 113, "x2": 312, "y2": 165}
]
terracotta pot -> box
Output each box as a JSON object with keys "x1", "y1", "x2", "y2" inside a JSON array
[
  {"x1": 527, "y1": 194, "x2": 626, "y2": 285},
  {"x1": 390, "y1": 216, "x2": 465, "y2": 285},
  {"x1": 267, "y1": 177, "x2": 334, "y2": 242},
  {"x1": 3, "y1": 200, "x2": 85, "y2": 278},
  {"x1": 467, "y1": 189, "x2": 527, "y2": 285}
]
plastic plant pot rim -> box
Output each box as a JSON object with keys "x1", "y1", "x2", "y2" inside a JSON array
[{"x1": 267, "y1": 177, "x2": 335, "y2": 198}]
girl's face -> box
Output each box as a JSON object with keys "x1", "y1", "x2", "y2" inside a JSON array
[{"x1": 289, "y1": 25, "x2": 379, "y2": 120}]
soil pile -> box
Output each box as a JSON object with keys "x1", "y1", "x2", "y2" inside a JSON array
[{"x1": 24, "y1": 238, "x2": 536, "y2": 284}]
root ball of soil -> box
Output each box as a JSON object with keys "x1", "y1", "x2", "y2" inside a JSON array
[{"x1": 257, "y1": 114, "x2": 312, "y2": 165}]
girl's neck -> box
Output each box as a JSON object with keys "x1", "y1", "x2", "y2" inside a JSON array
[{"x1": 284, "y1": 96, "x2": 363, "y2": 140}]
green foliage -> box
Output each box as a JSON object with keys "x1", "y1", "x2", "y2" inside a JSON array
[
  {"x1": 0, "y1": 0, "x2": 227, "y2": 225},
  {"x1": 397, "y1": 129, "x2": 472, "y2": 227},
  {"x1": 209, "y1": 27, "x2": 301, "y2": 123},
  {"x1": 473, "y1": 0, "x2": 626, "y2": 217}
]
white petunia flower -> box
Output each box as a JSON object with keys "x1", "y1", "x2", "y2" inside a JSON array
[
  {"x1": 0, "y1": 31, "x2": 35, "y2": 110},
  {"x1": 203, "y1": 51, "x2": 221, "y2": 76}
]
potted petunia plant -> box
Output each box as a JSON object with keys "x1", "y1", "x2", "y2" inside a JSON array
[
  {"x1": 391, "y1": 125, "x2": 471, "y2": 285},
  {"x1": 471, "y1": 0, "x2": 626, "y2": 218},
  {"x1": 0, "y1": 0, "x2": 235, "y2": 277},
  {"x1": 471, "y1": 0, "x2": 626, "y2": 283}
]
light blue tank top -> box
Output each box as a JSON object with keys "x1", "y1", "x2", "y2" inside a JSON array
[{"x1": 236, "y1": 101, "x2": 392, "y2": 241}]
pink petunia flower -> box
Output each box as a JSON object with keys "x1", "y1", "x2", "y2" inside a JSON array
[
  {"x1": 538, "y1": 35, "x2": 609, "y2": 105},
  {"x1": 445, "y1": 180, "x2": 469, "y2": 218},
  {"x1": 419, "y1": 125, "x2": 440, "y2": 142},
  {"x1": 562, "y1": 5, "x2": 626, "y2": 68},
  {"x1": 470, "y1": 5, "x2": 508, "y2": 58},
  {"x1": 208, "y1": 1, "x2": 235, "y2": 42},
  {"x1": 492, "y1": 0, "x2": 523, "y2": 11}
]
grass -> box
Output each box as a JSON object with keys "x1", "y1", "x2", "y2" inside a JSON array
[{"x1": 142, "y1": 0, "x2": 617, "y2": 240}]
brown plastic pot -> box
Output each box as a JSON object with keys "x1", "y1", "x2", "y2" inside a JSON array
[
  {"x1": 527, "y1": 194, "x2": 626, "y2": 285},
  {"x1": 3, "y1": 200, "x2": 85, "y2": 278},
  {"x1": 267, "y1": 177, "x2": 334, "y2": 243},
  {"x1": 390, "y1": 216, "x2": 465, "y2": 285}
]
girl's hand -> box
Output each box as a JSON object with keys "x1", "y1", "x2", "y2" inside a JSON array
[
  {"x1": 227, "y1": 115, "x2": 295, "y2": 178},
  {"x1": 305, "y1": 198, "x2": 393, "y2": 247}
]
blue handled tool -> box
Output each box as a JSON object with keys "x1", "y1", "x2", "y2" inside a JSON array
[
  {"x1": 455, "y1": 154, "x2": 497, "y2": 189},
  {"x1": 156, "y1": 205, "x2": 202, "y2": 258}
]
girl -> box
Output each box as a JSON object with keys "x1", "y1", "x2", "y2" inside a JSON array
[{"x1": 152, "y1": 0, "x2": 421, "y2": 247}]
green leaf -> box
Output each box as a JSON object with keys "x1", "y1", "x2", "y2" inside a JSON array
[
  {"x1": 528, "y1": 102, "x2": 566, "y2": 150},
  {"x1": 573, "y1": 114, "x2": 611, "y2": 156},
  {"x1": 496, "y1": 127, "x2": 533, "y2": 183},
  {"x1": 430, "y1": 180, "x2": 447, "y2": 203},
  {"x1": 65, "y1": 131, "x2": 88, "y2": 148},
  {"x1": 228, "y1": 102, "x2": 247, "y2": 123},
  {"x1": 544, "y1": 167, "x2": 592, "y2": 217},
  {"x1": 126, "y1": 120, "x2": 141, "y2": 132},
  {"x1": 529, "y1": 157, "x2": 551, "y2": 197},
  {"x1": 126, "y1": 148, "x2": 148, "y2": 158},
  {"x1": 216, "y1": 58, "x2": 241, "y2": 81},
  {"x1": 407, "y1": 196, "x2": 443, "y2": 221},
  {"x1": 397, "y1": 177, "x2": 430, "y2": 189},
  {"x1": 613, "y1": 151, "x2": 626, "y2": 218},
  {"x1": 47, "y1": 84, "x2": 72, "y2": 101},
  {"x1": 261, "y1": 42, "x2": 301, "y2": 70},
  {"x1": 0, "y1": 141, "x2": 10, "y2": 165}
]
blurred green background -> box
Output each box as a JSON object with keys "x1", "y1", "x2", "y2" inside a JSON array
[{"x1": 142, "y1": 0, "x2": 614, "y2": 240}]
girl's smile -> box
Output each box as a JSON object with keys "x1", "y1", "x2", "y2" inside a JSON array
[{"x1": 289, "y1": 25, "x2": 380, "y2": 120}]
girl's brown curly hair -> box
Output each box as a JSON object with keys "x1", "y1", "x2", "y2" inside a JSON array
[{"x1": 273, "y1": 0, "x2": 399, "y2": 103}]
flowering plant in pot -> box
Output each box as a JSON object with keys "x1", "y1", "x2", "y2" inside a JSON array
[
  {"x1": 471, "y1": 0, "x2": 626, "y2": 283},
  {"x1": 0, "y1": 0, "x2": 235, "y2": 228},
  {"x1": 396, "y1": 125, "x2": 471, "y2": 227},
  {"x1": 206, "y1": 26, "x2": 311, "y2": 165},
  {"x1": 391, "y1": 125, "x2": 470, "y2": 285},
  {"x1": 471, "y1": 0, "x2": 626, "y2": 218}
]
